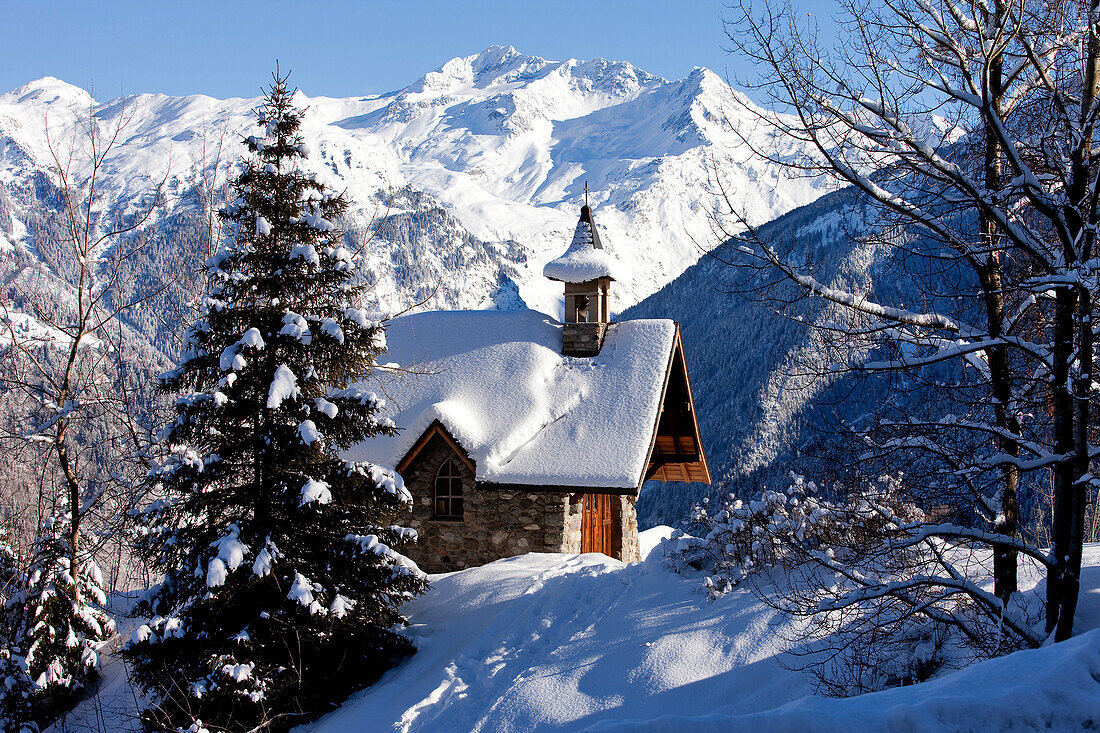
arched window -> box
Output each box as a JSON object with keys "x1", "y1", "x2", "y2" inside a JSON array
[{"x1": 433, "y1": 458, "x2": 463, "y2": 519}]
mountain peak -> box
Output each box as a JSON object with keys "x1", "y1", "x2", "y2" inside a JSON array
[
  {"x1": 4, "y1": 77, "x2": 96, "y2": 108},
  {"x1": 435, "y1": 46, "x2": 548, "y2": 88},
  {"x1": 403, "y1": 47, "x2": 664, "y2": 104},
  {"x1": 470, "y1": 44, "x2": 523, "y2": 66}
]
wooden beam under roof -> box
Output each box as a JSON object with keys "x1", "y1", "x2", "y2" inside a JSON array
[{"x1": 640, "y1": 324, "x2": 712, "y2": 487}]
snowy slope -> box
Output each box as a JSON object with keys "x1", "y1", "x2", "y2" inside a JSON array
[
  {"x1": 596, "y1": 631, "x2": 1100, "y2": 732},
  {"x1": 0, "y1": 46, "x2": 831, "y2": 323},
  {"x1": 625, "y1": 187, "x2": 880, "y2": 525},
  {"x1": 626, "y1": 181, "x2": 1025, "y2": 529},
  {"x1": 301, "y1": 540, "x2": 1100, "y2": 733},
  {"x1": 303, "y1": 550, "x2": 811, "y2": 733},
  {"x1": 49, "y1": 538, "x2": 1100, "y2": 732}
]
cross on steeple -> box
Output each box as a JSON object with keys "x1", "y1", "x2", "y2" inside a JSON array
[{"x1": 584, "y1": 181, "x2": 588, "y2": 207}]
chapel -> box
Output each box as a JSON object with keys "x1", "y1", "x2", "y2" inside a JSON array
[{"x1": 350, "y1": 204, "x2": 710, "y2": 572}]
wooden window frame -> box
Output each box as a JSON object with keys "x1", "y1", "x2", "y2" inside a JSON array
[{"x1": 432, "y1": 457, "x2": 464, "y2": 521}]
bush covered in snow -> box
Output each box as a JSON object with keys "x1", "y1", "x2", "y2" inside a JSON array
[
  {"x1": 664, "y1": 474, "x2": 1045, "y2": 696},
  {"x1": 0, "y1": 513, "x2": 115, "y2": 729},
  {"x1": 665, "y1": 475, "x2": 843, "y2": 592}
]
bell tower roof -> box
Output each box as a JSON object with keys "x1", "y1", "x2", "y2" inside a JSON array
[{"x1": 543, "y1": 204, "x2": 621, "y2": 283}]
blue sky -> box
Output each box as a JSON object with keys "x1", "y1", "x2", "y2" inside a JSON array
[{"x1": 1, "y1": 0, "x2": 837, "y2": 100}]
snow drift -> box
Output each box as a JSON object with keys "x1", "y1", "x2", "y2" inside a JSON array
[
  {"x1": 48, "y1": 536, "x2": 1100, "y2": 732},
  {"x1": 301, "y1": 537, "x2": 1100, "y2": 733}
]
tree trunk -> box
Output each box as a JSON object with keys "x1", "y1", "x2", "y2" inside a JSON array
[
  {"x1": 982, "y1": 264, "x2": 1020, "y2": 602},
  {"x1": 980, "y1": 5, "x2": 1019, "y2": 603},
  {"x1": 1057, "y1": 288, "x2": 1093, "y2": 639},
  {"x1": 1051, "y1": 0, "x2": 1100, "y2": 641},
  {"x1": 55, "y1": 427, "x2": 83, "y2": 605},
  {"x1": 1048, "y1": 288, "x2": 1078, "y2": 636}
]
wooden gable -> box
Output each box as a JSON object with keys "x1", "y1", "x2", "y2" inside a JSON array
[
  {"x1": 642, "y1": 325, "x2": 711, "y2": 485},
  {"x1": 396, "y1": 419, "x2": 476, "y2": 476}
]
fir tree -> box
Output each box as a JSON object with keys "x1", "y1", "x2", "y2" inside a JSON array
[
  {"x1": 122, "y1": 71, "x2": 426, "y2": 732},
  {"x1": 0, "y1": 528, "x2": 28, "y2": 731},
  {"x1": 0, "y1": 511, "x2": 114, "y2": 730}
]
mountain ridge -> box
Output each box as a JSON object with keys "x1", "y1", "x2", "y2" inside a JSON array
[
  {"x1": 0, "y1": 46, "x2": 832, "y2": 321},
  {"x1": 0, "y1": 48, "x2": 843, "y2": 531}
]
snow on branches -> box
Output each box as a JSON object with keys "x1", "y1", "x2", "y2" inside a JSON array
[
  {"x1": 0, "y1": 512, "x2": 115, "y2": 726},
  {"x1": 663, "y1": 474, "x2": 1046, "y2": 696},
  {"x1": 122, "y1": 69, "x2": 427, "y2": 733}
]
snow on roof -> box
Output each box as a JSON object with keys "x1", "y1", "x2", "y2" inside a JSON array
[
  {"x1": 543, "y1": 206, "x2": 621, "y2": 283},
  {"x1": 348, "y1": 309, "x2": 676, "y2": 488}
]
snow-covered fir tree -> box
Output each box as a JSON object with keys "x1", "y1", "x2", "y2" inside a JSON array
[
  {"x1": 122, "y1": 72, "x2": 427, "y2": 732},
  {"x1": 0, "y1": 527, "x2": 30, "y2": 730},
  {"x1": 0, "y1": 511, "x2": 114, "y2": 730}
]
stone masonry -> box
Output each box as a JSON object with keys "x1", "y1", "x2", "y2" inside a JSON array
[
  {"x1": 400, "y1": 432, "x2": 641, "y2": 572},
  {"x1": 561, "y1": 322, "x2": 607, "y2": 357},
  {"x1": 615, "y1": 494, "x2": 642, "y2": 563}
]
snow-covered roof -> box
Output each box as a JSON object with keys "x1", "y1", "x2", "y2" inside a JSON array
[
  {"x1": 348, "y1": 309, "x2": 677, "y2": 489},
  {"x1": 543, "y1": 205, "x2": 621, "y2": 283}
]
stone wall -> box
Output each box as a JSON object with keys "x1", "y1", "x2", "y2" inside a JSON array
[
  {"x1": 563, "y1": 495, "x2": 582, "y2": 554},
  {"x1": 400, "y1": 434, "x2": 571, "y2": 572},
  {"x1": 400, "y1": 432, "x2": 640, "y2": 572},
  {"x1": 562, "y1": 322, "x2": 607, "y2": 356},
  {"x1": 615, "y1": 495, "x2": 641, "y2": 563}
]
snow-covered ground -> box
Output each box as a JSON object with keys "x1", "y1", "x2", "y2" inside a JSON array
[
  {"x1": 306, "y1": 550, "x2": 806, "y2": 733},
  {"x1": 598, "y1": 631, "x2": 1100, "y2": 732},
  {"x1": 303, "y1": 532, "x2": 1100, "y2": 733},
  {"x1": 52, "y1": 531, "x2": 1100, "y2": 733}
]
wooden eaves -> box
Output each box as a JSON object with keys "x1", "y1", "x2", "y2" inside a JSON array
[
  {"x1": 640, "y1": 323, "x2": 711, "y2": 486},
  {"x1": 396, "y1": 419, "x2": 476, "y2": 475}
]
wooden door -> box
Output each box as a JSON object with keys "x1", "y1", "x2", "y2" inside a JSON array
[{"x1": 581, "y1": 493, "x2": 615, "y2": 556}]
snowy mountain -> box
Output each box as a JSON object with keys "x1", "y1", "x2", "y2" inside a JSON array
[
  {"x1": 0, "y1": 47, "x2": 843, "y2": 536},
  {"x1": 0, "y1": 46, "x2": 831, "y2": 326},
  {"x1": 625, "y1": 177, "x2": 997, "y2": 528}
]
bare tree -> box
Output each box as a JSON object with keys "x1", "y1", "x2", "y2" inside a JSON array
[
  {"x1": 0, "y1": 95, "x2": 166, "y2": 724},
  {"x1": 717, "y1": 0, "x2": 1099, "y2": 641}
]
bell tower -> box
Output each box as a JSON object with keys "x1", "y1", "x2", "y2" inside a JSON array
[{"x1": 543, "y1": 201, "x2": 618, "y2": 356}]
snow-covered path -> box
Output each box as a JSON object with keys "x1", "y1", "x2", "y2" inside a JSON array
[{"x1": 304, "y1": 551, "x2": 810, "y2": 733}]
